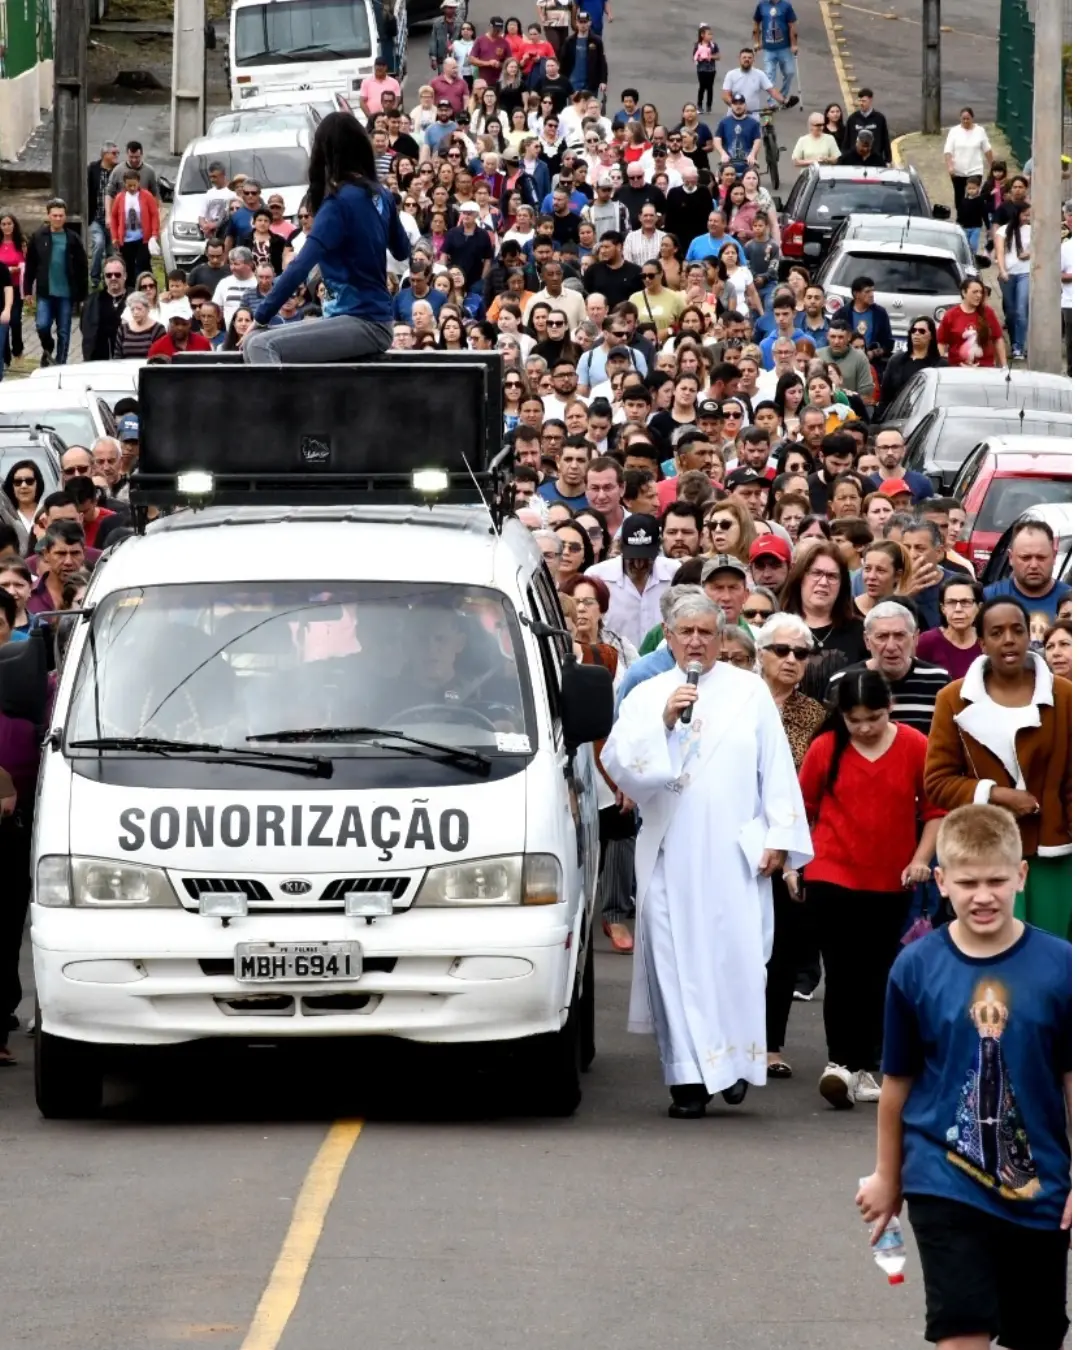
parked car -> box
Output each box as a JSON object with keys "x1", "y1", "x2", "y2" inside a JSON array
[
  {"x1": 163, "y1": 127, "x2": 312, "y2": 272},
  {"x1": 0, "y1": 386, "x2": 117, "y2": 450},
  {"x1": 951, "y1": 437, "x2": 1072, "y2": 574},
  {"x1": 28, "y1": 358, "x2": 144, "y2": 411},
  {"x1": 877, "y1": 366, "x2": 1073, "y2": 440},
  {"x1": 982, "y1": 503, "x2": 1072, "y2": 589},
  {"x1": 206, "y1": 90, "x2": 352, "y2": 136},
  {"x1": 777, "y1": 164, "x2": 942, "y2": 273},
  {"x1": 0, "y1": 425, "x2": 64, "y2": 497},
  {"x1": 901, "y1": 405, "x2": 1073, "y2": 492},
  {"x1": 823, "y1": 213, "x2": 989, "y2": 277},
  {"x1": 816, "y1": 240, "x2": 966, "y2": 344}
]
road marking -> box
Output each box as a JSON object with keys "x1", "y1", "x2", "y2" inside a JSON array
[
  {"x1": 239, "y1": 1120, "x2": 363, "y2": 1350},
  {"x1": 839, "y1": 2, "x2": 995, "y2": 39},
  {"x1": 818, "y1": 0, "x2": 855, "y2": 114}
]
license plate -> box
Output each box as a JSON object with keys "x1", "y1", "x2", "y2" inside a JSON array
[{"x1": 234, "y1": 941, "x2": 361, "y2": 983}]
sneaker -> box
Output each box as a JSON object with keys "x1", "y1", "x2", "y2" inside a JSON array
[
  {"x1": 853, "y1": 1070, "x2": 881, "y2": 1103},
  {"x1": 792, "y1": 988, "x2": 814, "y2": 1001},
  {"x1": 818, "y1": 1062, "x2": 855, "y2": 1109},
  {"x1": 38, "y1": 351, "x2": 50, "y2": 368}
]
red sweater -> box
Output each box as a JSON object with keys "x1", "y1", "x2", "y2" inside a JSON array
[
  {"x1": 798, "y1": 722, "x2": 945, "y2": 893},
  {"x1": 147, "y1": 332, "x2": 212, "y2": 359}
]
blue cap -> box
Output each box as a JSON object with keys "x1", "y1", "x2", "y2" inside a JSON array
[{"x1": 117, "y1": 414, "x2": 139, "y2": 441}]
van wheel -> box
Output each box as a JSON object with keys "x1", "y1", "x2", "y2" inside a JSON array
[
  {"x1": 580, "y1": 934, "x2": 596, "y2": 1073},
  {"x1": 34, "y1": 1019, "x2": 103, "y2": 1119},
  {"x1": 519, "y1": 996, "x2": 582, "y2": 1117}
]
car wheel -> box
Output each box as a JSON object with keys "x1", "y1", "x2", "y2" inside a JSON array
[
  {"x1": 34, "y1": 1013, "x2": 103, "y2": 1120},
  {"x1": 518, "y1": 994, "x2": 582, "y2": 1117},
  {"x1": 579, "y1": 932, "x2": 596, "y2": 1073}
]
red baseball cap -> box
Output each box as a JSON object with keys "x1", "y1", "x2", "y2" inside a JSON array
[
  {"x1": 749, "y1": 534, "x2": 793, "y2": 563},
  {"x1": 878, "y1": 477, "x2": 914, "y2": 499}
]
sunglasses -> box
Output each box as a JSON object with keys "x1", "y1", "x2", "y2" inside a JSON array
[
  {"x1": 63, "y1": 465, "x2": 92, "y2": 476},
  {"x1": 722, "y1": 410, "x2": 743, "y2": 419},
  {"x1": 104, "y1": 271, "x2": 124, "y2": 280},
  {"x1": 298, "y1": 211, "x2": 312, "y2": 219},
  {"x1": 241, "y1": 190, "x2": 260, "y2": 197},
  {"x1": 561, "y1": 541, "x2": 584, "y2": 553},
  {"x1": 505, "y1": 379, "x2": 523, "y2": 388},
  {"x1": 911, "y1": 326, "x2": 931, "y2": 336},
  {"x1": 764, "y1": 644, "x2": 812, "y2": 660},
  {"x1": 710, "y1": 518, "x2": 736, "y2": 530},
  {"x1": 12, "y1": 475, "x2": 36, "y2": 487},
  {"x1": 642, "y1": 271, "x2": 660, "y2": 280},
  {"x1": 139, "y1": 281, "x2": 156, "y2": 290},
  {"x1": 742, "y1": 607, "x2": 773, "y2": 620}
]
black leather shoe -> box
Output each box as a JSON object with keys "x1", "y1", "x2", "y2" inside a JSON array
[
  {"x1": 720, "y1": 1079, "x2": 749, "y2": 1106},
  {"x1": 668, "y1": 1084, "x2": 711, "y2": 1119}
]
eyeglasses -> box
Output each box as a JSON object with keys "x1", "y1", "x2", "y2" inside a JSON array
[
  {"x1": 541, "y1": 550, "x2": 559, "y2": 562},
  {"x1": 764, "y1": 643, "x2": 812, "y2": 660},
  {"x1": 717, "y1": 652, "x2": 752, "y2": 669},
  {"x1": 574, "y1": 595, "x2": 599, "y2": 606},
  {"x1": 806, "y1": 568, "x2": 841, "y2": 584},
  {"x1": 943, "y1": 597, "x2": 976, "y2": 608}
]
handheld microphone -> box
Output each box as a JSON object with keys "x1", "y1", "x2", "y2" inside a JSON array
[{"x1": 680, "y1": 660, "x2": 703, "y2": 724}]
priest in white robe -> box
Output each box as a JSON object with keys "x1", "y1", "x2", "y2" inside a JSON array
[{"x1": 601, "y1": 590, "x2": 813, "y2": 1118}]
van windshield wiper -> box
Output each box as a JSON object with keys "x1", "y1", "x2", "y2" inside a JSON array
[
  {"x1": 247, "y1": 726, "x2": 492, "y2": 775},
  {"x1": 276, "y1": 43, "x2": 353, "y2": 59},
  {"x1": 68, "y1": 736, "x2": 333, "y2": 778}
]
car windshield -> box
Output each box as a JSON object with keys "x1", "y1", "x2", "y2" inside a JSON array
[
  {"x1": 66, "y1": 581, "x2": 532, "y2": 755},
  {"x1": 834, "y1": 253, "x2": 960, "y2": 293},
  {"x1": 0, "y1": 408, "x2": 95, "y2": 447},
  {"x1": 938, "y1": 379, "x2": 1074, "y2": 414},
  {"x1": 976, "y1": 476, "x2": 1074, "y2": 533},
  {"x1": 234, "y1": 0, "x2": 372, "y2": 65},
  {"x1": 935, "y1": 418, "x2": 1072, "y2": 470},
  {"x1": 809, "y1": 179, "x2": 923, "y2": 220},
  {"x1": 206, "y1": 110, "x2": 317, "y2": 135},
  {"x1": 179, "y1": 148, "x2": 311, "y2": 194}
]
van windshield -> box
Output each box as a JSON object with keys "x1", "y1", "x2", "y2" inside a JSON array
[
  {"x1": 179, "y1": 149, "x2": 311, "y2": 194},
  {"x1": 234, "y1": 0, "x2": 372, "y2": 66},
  {"x1": 67, "y1": 582, "x2": 533, "y2": 756}
]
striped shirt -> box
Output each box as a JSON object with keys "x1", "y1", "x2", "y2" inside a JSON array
[{"x1": 826, "y1": 658, "x2": 951, "y2": 734}]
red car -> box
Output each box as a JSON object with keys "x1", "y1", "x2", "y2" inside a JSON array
[{"x1": 951, "y1": 436, "x2": 1073, "y2": 575}]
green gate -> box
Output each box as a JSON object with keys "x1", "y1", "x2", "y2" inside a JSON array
[{"x1": 997, "y1": 0, "x2": 1035, "y2": 164}]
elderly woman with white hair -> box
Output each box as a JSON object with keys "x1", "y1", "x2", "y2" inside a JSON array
[
  {"x1": 754, "y1": 611, "x2": 828, "y2": 1079},
  {"x1": 116, "y1": 290, "x2": 164, "y2": 358},
  {"x1": 602, "y1": 588, "x2": 813, "y2": 1117}
]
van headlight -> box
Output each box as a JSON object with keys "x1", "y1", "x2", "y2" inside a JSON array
[
  {"x1": 172, "y1": 220, "x2": 201, "y2": 239},
  {"x1": 414, "y1": 854, "x2": 562, "y2": 906},
  {"x1": 240, "y1": 84, "x2": 260, "y2": 98},
  {"x1": 36, "y1": 855, "x2": 180, "y2": 907}
]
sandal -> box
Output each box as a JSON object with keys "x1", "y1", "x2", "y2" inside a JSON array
[{"x1": 767, "y1": 1059, "x2": 793, "y2": 1078}]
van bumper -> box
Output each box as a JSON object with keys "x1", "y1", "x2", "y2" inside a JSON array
[{"x1": 31, "y1": 906, "x2": 577, "y2": 1047}]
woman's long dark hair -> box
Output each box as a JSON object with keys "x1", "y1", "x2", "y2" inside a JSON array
[
  {"x1": 819, "y1": 666, "x2": 891, "y2": 794},
  {"x1": 1003, "y1": 201, "x2": 1030, "y2": 256},
  {"x1": 2, "y1": 458, "x2": 45, "y2": 511},
  {"x1": 0, "y1": 212, "x2": 25, "y2": 252},
  {"x1": 906, "y1": 313, "x2": 941, "y2": 362},
  {"x1": 307, "y1": 112, "x2": 379, "y2": 216}
]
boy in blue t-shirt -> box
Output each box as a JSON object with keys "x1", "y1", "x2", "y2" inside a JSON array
[{"x1": 857, "y1": 804, "x2": 1071, "y2": 1350}]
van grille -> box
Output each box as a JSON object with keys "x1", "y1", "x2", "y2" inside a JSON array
[
  {"x1": 320, "y1": 877, "x2": 411, "y2": 902},
  {"x1": 183, "y1": 877, "x2": 272, "y2": 901}
]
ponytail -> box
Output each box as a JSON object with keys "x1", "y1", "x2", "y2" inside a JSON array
[{"x1": 818, "y1": 667, "x2": 892, "y2": 795}]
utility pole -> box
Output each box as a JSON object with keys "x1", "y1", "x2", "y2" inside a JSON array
[
  {"x1": 921, "y1": 0, "x2": 941, "y2": 134},
  {"x1": 51, "y1": 0, "x2": 89, "y2": 242},
  {"x1": 171, "y1": 0, "x2": 208, "y2": 155},
  {"x1": 1027, "y1": 0, "x2": 1064, "y2": 371}
]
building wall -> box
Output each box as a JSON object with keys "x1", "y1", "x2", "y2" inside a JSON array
[{"x1": 0, "y1": 0, "x2": 54, "y2": 159}]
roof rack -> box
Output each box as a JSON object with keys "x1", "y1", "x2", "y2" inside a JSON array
[{"x1": 131, "y1": 351, "x2": 512, "y2": 532}]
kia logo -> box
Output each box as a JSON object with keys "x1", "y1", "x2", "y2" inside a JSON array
[{"x1": 280, "y1": 879, "x2": 312, "y2": 895}]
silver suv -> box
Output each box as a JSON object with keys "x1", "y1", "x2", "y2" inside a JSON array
[{"x1": 816, "y1": 239, "x2": 966, "y2": 347}]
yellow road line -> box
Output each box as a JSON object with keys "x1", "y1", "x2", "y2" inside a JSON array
[
  {"x1": 818, "y1": 0, "x2": 855, "y2": 114},
  {"x1": 839, "y1": 2, "x2": 995, "y2": 38},
  {"x1": 240, "y1": 1120, "x2": 364, "y2": 1350}
]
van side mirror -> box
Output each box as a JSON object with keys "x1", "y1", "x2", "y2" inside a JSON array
[
  {"x1": 559, "y1": 655, "x2": 614, "y2": 752},
  {"x1": 931, "y1": 203, "x2": 951, "y2": 220},
  {"x1": 159, "y1": 175, "x2": 175, "y2": 203}
]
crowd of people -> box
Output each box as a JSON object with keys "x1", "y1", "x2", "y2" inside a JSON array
[{"x1": 0, "y1": 18, "x2": 1072, "y2": 1345}]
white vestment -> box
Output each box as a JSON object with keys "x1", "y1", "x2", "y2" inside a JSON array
[{"x1": 601, "y1": 662, "x2": 813, "y2": 1094}]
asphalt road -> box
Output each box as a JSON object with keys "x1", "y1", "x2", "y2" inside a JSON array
[
  {"x1": 0, "y1": 17, "x2": 950, "y2": 1350},
  {"x1": 1, "y1": 927, "x2": 927, "y2": 1350}
]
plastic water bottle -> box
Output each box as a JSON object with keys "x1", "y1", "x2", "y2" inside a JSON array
[
  {"x1": 870, "y1": 1216, "x2": 907, "y2": 1285},
  {"x1": 859, "y1": 1179, "x2": 906, "y2": 1285}
]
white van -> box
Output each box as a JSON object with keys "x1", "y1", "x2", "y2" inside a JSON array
[
  {"x1": 30, "y1": 354, "x2": 612, "y2": 1119},
  {"x1": 228, "y1": 0, "x2": 408, "y2": 111}
]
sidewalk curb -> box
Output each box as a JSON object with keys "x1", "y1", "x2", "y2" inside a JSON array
[{"x1": 891, "y1": 129, "x2": 919, "y2": 166}]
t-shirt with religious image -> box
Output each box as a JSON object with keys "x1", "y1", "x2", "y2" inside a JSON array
[
  {"x1": 936, "y1": 304, "x2": 1004, "y2": 367},
  {"x1": 882, "y1": 924, "x2": 1071, "y2": 1230}
]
